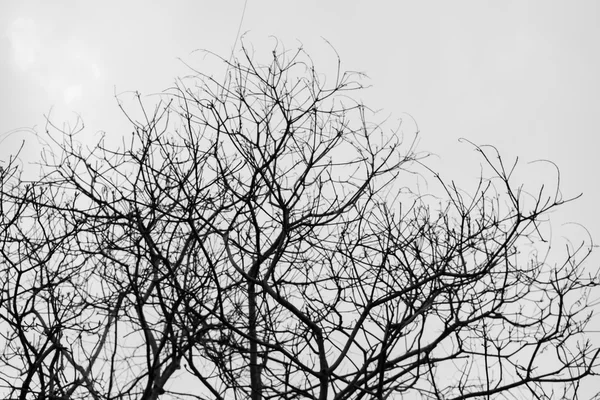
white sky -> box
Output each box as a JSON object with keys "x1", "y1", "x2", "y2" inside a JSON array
[{"x1": 1, "y1": 0, "x2": 599, "y2": 395}]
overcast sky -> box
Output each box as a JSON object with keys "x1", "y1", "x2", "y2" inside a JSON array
[{"x1": 1, "y1": 0, "x2": 599, "y2": 393}]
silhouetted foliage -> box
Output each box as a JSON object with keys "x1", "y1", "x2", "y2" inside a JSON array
[{"x1": 0, "y1": 43, "x2": 598, "y2": 400}]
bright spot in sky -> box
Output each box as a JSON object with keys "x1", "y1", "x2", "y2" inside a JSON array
[
  {"x1": 5, "y1": 17, "x2": 102, "y2": 107},
  {"x1": 64, "y1": 85, "x2": 83, "y2": 104},
  {"x1": 6, "y1": 17, "x2": 39, "y2": 70},
  {"x1": 92, "y1": 63, "x2": 101, "y2": 79}
]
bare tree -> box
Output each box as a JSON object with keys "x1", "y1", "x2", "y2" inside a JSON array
[{"x1": 0, "y1": 42, "x2": 598, "y2": 400}]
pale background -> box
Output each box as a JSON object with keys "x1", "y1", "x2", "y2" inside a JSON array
[{"x1": 1, "y1": 0, "x2": 599, "y2": 396}]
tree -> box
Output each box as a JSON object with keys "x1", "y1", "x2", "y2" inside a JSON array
[{"x1": 0, "y1": 42, "x2": 598, "y2": 400}]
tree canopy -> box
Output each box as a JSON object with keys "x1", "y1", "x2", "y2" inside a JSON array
[{"x1": 0, "y1": 43, "x2": 598, "y2": 400}]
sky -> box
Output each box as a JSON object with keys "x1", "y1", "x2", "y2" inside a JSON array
[{"x1": 1, "y1": 0, "x2": 599, "y2": 395}]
